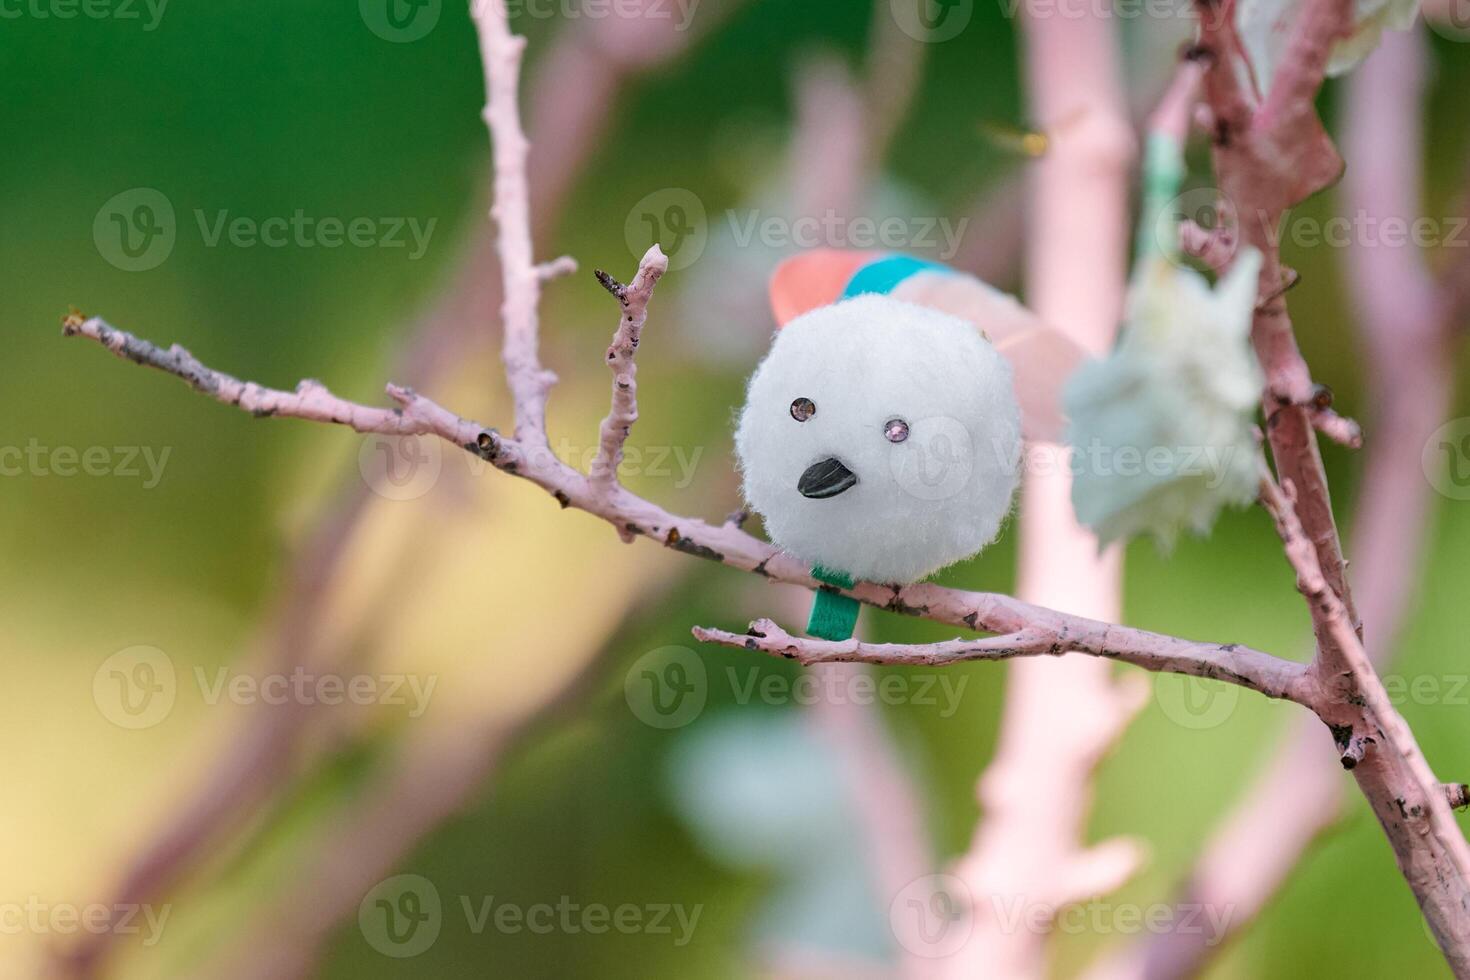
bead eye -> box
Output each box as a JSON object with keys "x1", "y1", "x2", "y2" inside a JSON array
[
  {"x1": 790, "y1": 397, "x2": 816, "y2": 422},
  {"x1": 883, "y1": 418, "x2": 909, "y2": 443}
]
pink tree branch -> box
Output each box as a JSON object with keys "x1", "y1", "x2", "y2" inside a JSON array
[
  {"x1": 1088, "y1": 28, "x2": 1470, "y2": 978},
  {"x1": 589, "y1": 246, "x2": 668, "y2": 500},
  {"x1": 1203, "y1": 0, "x2": 1357, "y2": 606},
  {"x1": 62, "y1": 315, "x2": 489, "y2": 448},
  {"x1": 1192, "y1": 0, "x2": 1470, "y2": 966},
  {"x1": 694, "y1": 618, "x2": 1308, "y2": 700},
  {"x1": 474, "y1": 0, "x2": 557, "y2": 445},
  {"x1": 932, "y1": 4, "x2": 1140, "y2": 976}
]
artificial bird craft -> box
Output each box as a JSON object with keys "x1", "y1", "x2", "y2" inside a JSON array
[{"x1": 735, "y1": 249, "x2": 1087, "y2": 641}]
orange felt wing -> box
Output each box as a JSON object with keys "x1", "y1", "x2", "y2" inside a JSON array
[{"x1": 769, "y1": 249, "x2": 882, "y2": 326}]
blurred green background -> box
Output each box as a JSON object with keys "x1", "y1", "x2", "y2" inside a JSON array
[{"x1": 4, "y1": 0, "x2": 1470, "y2": 977}]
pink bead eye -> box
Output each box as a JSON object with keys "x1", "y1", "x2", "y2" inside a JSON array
[
  {"x1": 790, "y1": 397, "x2": 816, "y2": 422},
  {"x1": 884, "y1": 418, "x2": 909, "y2": 443}
]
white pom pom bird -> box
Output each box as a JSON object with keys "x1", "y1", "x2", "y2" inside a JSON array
[{"x1": 735, "y1": 250, "x2": 1084, "y2": 640}]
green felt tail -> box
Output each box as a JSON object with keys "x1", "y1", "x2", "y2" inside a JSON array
[
  {"x1": 1136, "y1": 131, "x2": 1187, "y2": 265},
  {"x1": 807, "y1": 566, "x2": 860, "y2": 641}
]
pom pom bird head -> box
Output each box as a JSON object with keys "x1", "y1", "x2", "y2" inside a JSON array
[
  {"x1": 735, "y1": 249, "x2": 1086, "y2": 585},
  {"x1": 735, "y1": 293, "x2": 1022, "y2": 585}
]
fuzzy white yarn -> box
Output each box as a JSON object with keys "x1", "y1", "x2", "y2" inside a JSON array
[
  {"x1": 1063, "y1": 250, "x2": 1264, "y2": 546},
  {"x1": 735, "y1": 294, "x2": 1022, "y2": 584}
]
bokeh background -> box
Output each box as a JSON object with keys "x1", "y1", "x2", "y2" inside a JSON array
[{"x1": 4, "y1": 0, "x2": 1470, "y2": 977}]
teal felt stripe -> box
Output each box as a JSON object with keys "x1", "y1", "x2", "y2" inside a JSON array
[
  {"x1": 1137, "y1": 131, "x2": 1186, "y2": 264},
  {"x1": 841, "y1": 255, "x2": 950, "y2": 298},
  {"x1": 807, "y1": 565, "x2": 860, "y2": 641}
]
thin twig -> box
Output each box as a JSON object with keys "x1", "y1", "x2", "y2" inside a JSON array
[
  {"x1": 473, "y1": 0, "x2": 556, "y2": 445},
  {"x1": 588, "y1": 244, "x2": 668, "y2": 503},
  {"x1": 62, "y1": 314, "x2": 492, "y2": 450},
  {"x1": 693, "y1": 618, "x2": 1308, "y2": 701},
  {"x1": 535, "y1": 254, "x2": 578, "y2": 280}
]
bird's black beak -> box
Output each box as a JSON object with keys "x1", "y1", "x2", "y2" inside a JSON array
[{"x1": 798, "y1": 457, "x2": 858, "y2": 499}]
